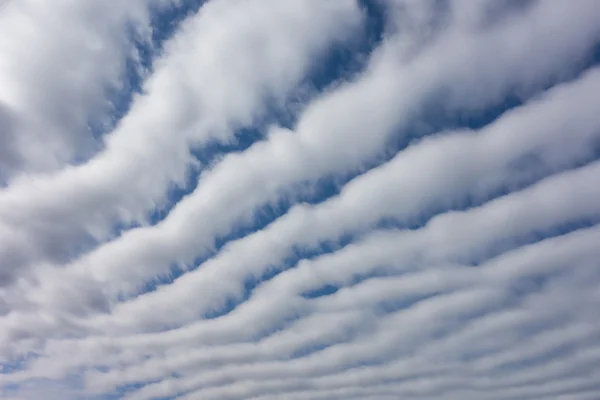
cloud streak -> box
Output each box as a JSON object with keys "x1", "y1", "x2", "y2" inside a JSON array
[{"x1": 1, "y1": 0, "x2": 600, "y2": 399}]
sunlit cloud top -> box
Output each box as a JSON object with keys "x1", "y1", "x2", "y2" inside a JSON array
[{"x1": 1, "y1": 0, "x2": 600, "y2": 399}]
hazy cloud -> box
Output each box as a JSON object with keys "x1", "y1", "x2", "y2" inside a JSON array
[{"x1": 1, "y1": 0, "x2": 600, "y2": 399}]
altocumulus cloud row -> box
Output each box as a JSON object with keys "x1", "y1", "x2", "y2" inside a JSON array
[{"x1": 1, "y1": 0, "x2": 600, "y2": 399}]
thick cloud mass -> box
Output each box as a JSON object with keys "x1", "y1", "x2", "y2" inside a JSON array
[{"x1": 1, "y1": 0, "x2": 600, "y2": 399}]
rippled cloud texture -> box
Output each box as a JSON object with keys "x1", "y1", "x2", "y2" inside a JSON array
[{"x1": 1, "y1": 0, "x2": 600, "y2": 399}]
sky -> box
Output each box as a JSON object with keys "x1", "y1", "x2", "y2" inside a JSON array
[{"x1": 1, "y1": 0, "x2": 600, "y2": 399}]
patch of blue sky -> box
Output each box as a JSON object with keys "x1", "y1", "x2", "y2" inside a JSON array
[
  {"x1": 87, "y1": 1, "x2": 208, "y2": 142},
  {"x1": 137, "y1": 141, "x2": 600, "y2": 320},
  {"x1": 373, "y1": 162, "x2": 600, "y2": 232},
  {"x1": 92, "y1": 8, "x2": 600, "y2": 394},
  {"x1": 134, "y1": 93, "x2": 548, "y2": 295},
  {"x1": 128, "y1": 1, "x2": 388, "y2": 296},
  {"x1": 105, "y1": 1, "x2": 387, "y2": 254},
  {"x1": 107, "y1": 383, "x2": 159, "y2": 400},
  {"x1": 0, "y1": 352, "x2": 39, "y2": 374},
  {"x1": 143, "y1": 0, "x2": 388, "y2": 222},
  {"x1": 468, "y1": 218, "x2": 599, "y2": 267},
  {"x1": 6, "y1": 3, "x2": 600, "y2": 400},
  {"x1": 247, "y1": 41, "x2": 600, "y2": 241},
  {"x1": 109, "y1": 3, "x2": 600, "y2": 267}
]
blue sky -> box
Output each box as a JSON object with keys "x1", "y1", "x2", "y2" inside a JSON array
[{"x1": 1, "y1": 1, "x2": 600, "y2": 399}]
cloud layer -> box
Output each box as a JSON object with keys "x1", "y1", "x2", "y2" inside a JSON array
[{"x1": 1, "y1": 0, "x2": 600, "y2": 399}]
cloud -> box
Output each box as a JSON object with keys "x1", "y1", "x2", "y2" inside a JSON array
[
  {"x1": 0, "y1": 0, "x2": 363, "y2": 286},
  {"x1": 1, "y1": 0, "x2": 600, "y2": 399},
  {"x1": 0, "y1": 0, "x2": 169, "y2": 180}
]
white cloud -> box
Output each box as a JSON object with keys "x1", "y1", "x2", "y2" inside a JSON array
[
  {"x1": 0, "y1": 0, "x2": 363, "y2": 286},
  {"x1": 1, "y1": 0, "x2": 600, "y2": 399},
  {"x1": 0, "y1": 0, "x2": 170, "y2": 180}
]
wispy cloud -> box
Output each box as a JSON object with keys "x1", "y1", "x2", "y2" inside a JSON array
[{"x1": 1, "y1": 0, "x2": 600, "y2": 399}]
